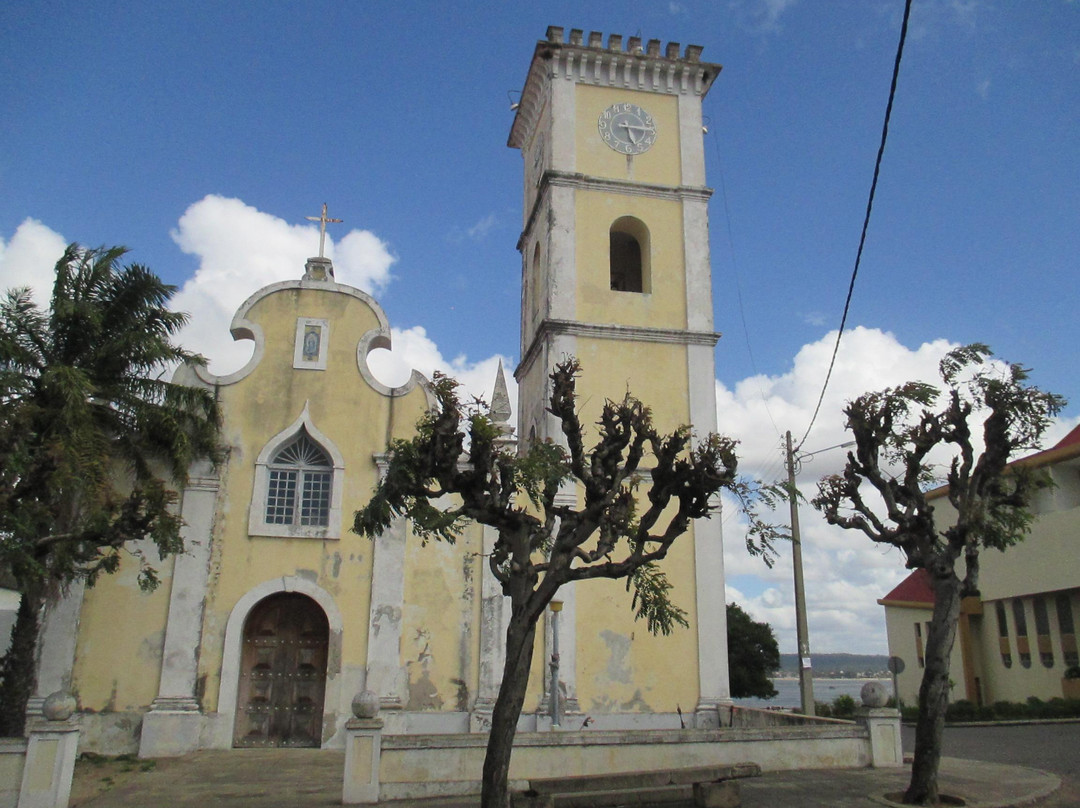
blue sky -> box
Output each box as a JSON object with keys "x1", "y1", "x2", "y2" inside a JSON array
[{"x1": 2, "y1": 1, "x2": 1077, "y2": 655}]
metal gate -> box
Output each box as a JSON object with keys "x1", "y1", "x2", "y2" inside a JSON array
[{"x1": 234, "y1": 593, "x2": 328, "y2": 748}]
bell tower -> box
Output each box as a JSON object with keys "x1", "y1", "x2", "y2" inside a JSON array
[{"x1": 509, "y1": 28, "x2": 731, "y2": 725}]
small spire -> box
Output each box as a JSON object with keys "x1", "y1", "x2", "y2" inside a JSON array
[{"x1": 490, "y1": 361, "x2": 514, "y2": 436}]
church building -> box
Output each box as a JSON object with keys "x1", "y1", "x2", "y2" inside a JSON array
[{"x1": 32, "y1": 27, "x2": 734, "y2": 756}]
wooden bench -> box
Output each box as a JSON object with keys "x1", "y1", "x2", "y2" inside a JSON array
[{"x1": 512, "y1": 762, "x2": 762, "y2": 808}]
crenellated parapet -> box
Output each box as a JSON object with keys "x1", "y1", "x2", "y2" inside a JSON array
[{"x1": 508, "y1": 25, "x2": 721, "y2": 149}]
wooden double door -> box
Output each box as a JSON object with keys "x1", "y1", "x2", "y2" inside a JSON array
[{"x1": 234, "y1": 593, "x2": 329, "y2": 748}]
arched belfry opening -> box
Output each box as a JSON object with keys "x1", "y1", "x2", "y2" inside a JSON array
[
  {"x1": 233, "y1": 592, "x2": 329, "y2": 747},
  {"x1": 609, "y1": 217, "x2": 650, "y2": 293}
]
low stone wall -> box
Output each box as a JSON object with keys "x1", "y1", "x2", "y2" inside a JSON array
[
  {"x1": 347, "y1": 721, "x2": 878, "y2": 803},
  {"x1": 0, "y1": 739, "x2": 27, "y2": 808}
]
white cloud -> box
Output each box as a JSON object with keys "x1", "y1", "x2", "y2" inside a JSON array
[
  {"x1": 720, "y1": 327, "x2": 1076, "y2": 655},
  {"x1": 721, "y1": 328, "x2": 964, "y2": 654},
  {"x1": 0, "y1": 218, "x2": 68, "y2": 308},
  {"x1": 731, "y1": 0, "x2": 800, "y2": 33},
  {"x1": 170, "y1": 195, "x2": 396, "y2": 375},
  {"x1": 366, "y1": 325, "x2": 518, "y2": 418},
  {"x1": 466, "y1": 213, "x2": 497, "y2": 241}
]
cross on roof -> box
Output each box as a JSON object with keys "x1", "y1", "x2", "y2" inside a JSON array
[{"x1": 305, "y1": 203, "x2": 343, "y2": 259}]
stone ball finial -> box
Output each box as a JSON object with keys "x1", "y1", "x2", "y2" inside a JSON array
[
  {"x1": 352, "y1": 690, "x2": 380, "y2": 720},
  {"x1": 42, "y1": 691, "x2": 77, "y2": 721},
  {"x1": 860, "y1": 681, "x2": 889, "y2": 708}
]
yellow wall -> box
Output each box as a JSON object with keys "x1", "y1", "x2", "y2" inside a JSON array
[
  {"x1": 198, "y1": 285, "x2": 430, "y2": 711},
  {"x1": 574, "y1": 192, "x2": 687, "y2": 332},
  {"x1": 401, "y1": 524, "x2": 483, "y2": 712},
  {"x1": 72, "y1": 551, "x2": 173, "y2": 712},
  {"x1": 575, "y1": 87, "x2": 681, "y2": 185}
]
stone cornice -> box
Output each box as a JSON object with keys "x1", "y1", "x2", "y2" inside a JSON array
[
  {"x1": 517, "y1": 170, "x2": 713, "y2": 251},
  {"x1": 509, "y1": 27, "x2": 722, "y2": 150},
  {"x1": 515, "y1": 318, "x2": 721, "y2": 380}
]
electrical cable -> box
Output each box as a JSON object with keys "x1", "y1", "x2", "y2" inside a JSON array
[{"x1": 796, "y1": 0, "x2": 913, "y2": 452}]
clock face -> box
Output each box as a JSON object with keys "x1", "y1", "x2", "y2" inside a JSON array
[{"x1": 598, "y1": 103, "x2": 657, "y2": 155}]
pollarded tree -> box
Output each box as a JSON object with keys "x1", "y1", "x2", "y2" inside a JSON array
[
  {"x1": 0, "y1": 245, "x2": 221, "y2": 735},
  {"x1": 812, "y1": 345, "x2": 1063, "y2": 806},
  {"x1": 727, "y1": 602, "x2": 780, "y2": 700},
  {"x1": 354, "y1": 358, "x2": 780, "y2": 808}
]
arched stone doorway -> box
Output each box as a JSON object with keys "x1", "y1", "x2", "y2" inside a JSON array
[{"x1": 233, "y1": 592, "x2": 329, "y2": 748}]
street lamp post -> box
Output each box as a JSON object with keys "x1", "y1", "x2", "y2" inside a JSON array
[{"x1": 549, "y1": 600, "x2": 562, "y2": 728}]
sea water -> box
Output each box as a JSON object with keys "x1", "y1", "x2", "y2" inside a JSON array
[{"x1": 732, "y1": 677, "x2": 889, "y2": 709}]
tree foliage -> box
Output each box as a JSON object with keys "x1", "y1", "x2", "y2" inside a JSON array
[
  {"x1": 726, "y1": 602, "x2": 779, "y2": 699},
  {"x1": 812, "y1": 344, "x2": 1063, "y2": 805},
  {"x1": 355, "y1": 358, "x2": 781, "y2": 808},
  {"x1": 0, "y1": 244, "x2": 221, "y2": 734}
]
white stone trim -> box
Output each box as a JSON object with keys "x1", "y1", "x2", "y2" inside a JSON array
[
  {"x1": 685, "y1": 342, "x2": 731, "y2": 723},
  {"x1": 33, "y1": 580, "x2": 85, "y2": 707},
  {"x1": 365, "y1": 513, "x2": 408, "y2": 710},
  {"x1": 678, "y1": 93, "x2": 707, "y2": 188},
  {"x1": 248, "y1": 402, "x2": 345, "y2": 540},
  {"x1": 682, "y1": 198, "x2": 715, "y2": 333},
  {"x1": 472, "y1": 525, "x2": 509, "y2": 731},
  {"x1": 356, "y1": 329, "x2": 434, "y2": 403},
  {"x1": 193, "y1": 278, "x2": 390, "y2": 387},
  {"x1": 293, "y1": 317, "x2": 330, "y2": 370},
  {"x1": 214, "y1": 576, "x2": 344, "y2": 749}
]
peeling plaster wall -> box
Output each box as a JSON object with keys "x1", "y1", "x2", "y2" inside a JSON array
[
  {"x1": 401, "y1": 524, "x2": 483, "y2": 714},
  {"x1": 69, "y1": 542, "x2": 172, "y2": 720}
]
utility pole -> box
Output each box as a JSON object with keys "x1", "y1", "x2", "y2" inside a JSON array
[
  {"x1": 549, "y1": 600, "x2": 562, "y2": 728},
  {"x1": 786, "y1": 431, "x2": 815, "y2": 716}
]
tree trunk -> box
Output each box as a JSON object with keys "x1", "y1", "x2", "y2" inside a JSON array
[
  {"x1": 904, "y1": 570, "x2": 961, "y2": 805},
  {"x1": 481, "y1": 612, "x2": 537, "y2": 808},
  {"x1": 0, "y1": 588, "x2": 43, "y2": 737}
]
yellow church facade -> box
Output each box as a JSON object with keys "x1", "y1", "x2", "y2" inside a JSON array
[{"x1": 32, "y1": 27, "x2": 737, "y2": 755}]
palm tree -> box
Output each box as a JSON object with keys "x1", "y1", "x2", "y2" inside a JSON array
[{"x1": 0, "y1": 244, "x2": 221, "y2": 735}]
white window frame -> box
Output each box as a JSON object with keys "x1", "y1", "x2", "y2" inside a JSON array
[
  {"x1": 293, "y1": 317, "x2": 330, "y2": 370},
  {"x1": 249, "y1": 402, "x2": 344, "y2": 539}
]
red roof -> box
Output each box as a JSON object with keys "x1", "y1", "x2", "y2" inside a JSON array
[
  {"x1": 1049, "y1": 423, "x2": 1080, "y2": 450},
  {"x1": 879, "y1": 569, "x2": 934, "y2": 606}
]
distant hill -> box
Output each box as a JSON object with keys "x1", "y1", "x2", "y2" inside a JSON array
[{"x1": 775, "y1": 653, "x2": 890, "y2": 677}]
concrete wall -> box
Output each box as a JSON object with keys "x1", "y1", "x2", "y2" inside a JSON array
[
  {"x1": 0, "y1": 740, "x2": 25, "y2": 808},
  {"x1": 373, "y1": 726, "x2": 874, "y2": 801}
]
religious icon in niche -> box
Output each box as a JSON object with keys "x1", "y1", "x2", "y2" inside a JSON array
[{"x1": 302, "y1": 325, "x2": 322, "y2": 362}]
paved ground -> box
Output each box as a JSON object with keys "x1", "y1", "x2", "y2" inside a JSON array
[
  {"x1": 905, "y1": 721, "x2": 1080, "y2": 808},
  {"x1": 68, "y1": 722, "x2": 1080, "y2": 807},
  {"x1": 69, "y1": 752, "x2": 1061, "y2": 808}
]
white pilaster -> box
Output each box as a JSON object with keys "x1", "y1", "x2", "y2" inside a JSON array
[
  {"x1": 686, "y1": 340, "x2": 730, "y2": 725},
  {"x1": 471, "y1": 526, "x2": 509, "y2": 731},
  {"x1": 140, "y1": 467, "x2": 219, "y2": 757},
  {"x1": 30, "y1": 582, "x2": 85, "y2": 718},
  {"x1": 365, "y1": 514, "x2": 408, "y2": 711}
]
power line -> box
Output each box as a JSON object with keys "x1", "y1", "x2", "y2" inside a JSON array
[{"x1": 796, "y1": 0, "x2": 914, "y2": 452}]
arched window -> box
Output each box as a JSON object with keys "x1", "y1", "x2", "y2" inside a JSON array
[
  {"x1": 1057, "y1": 594, "x2": 1078, "y2": 668},
  {"x1": 1033, "y1": 597, "x2": 1054, "y2": 668},
  {"x1": 249, "y1": 404, "x2": 344, "y2": 539},
  {"x1": 609, "y1": 217, "x2": 650, "y2": 293},
  {"x1": 265, "y1": 430, "x2": 332, "y2": 527},
  {"x1": 1013, "y1": 600, "x2": 1032, "y2": 668},
  {"x1": 996, "y1": 601, "x2": 1012, "y2": 668}
]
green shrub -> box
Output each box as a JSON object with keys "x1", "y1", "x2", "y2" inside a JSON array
[
  {"x1": 814, "y1": 701, "x2": 832, "y2": 718},
  {"x1": 945, "y1": 699, "x2": 977, "y2": 722},
  {"x1": 831, "y1": 694, "x2": 857, "y2": 719}
]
